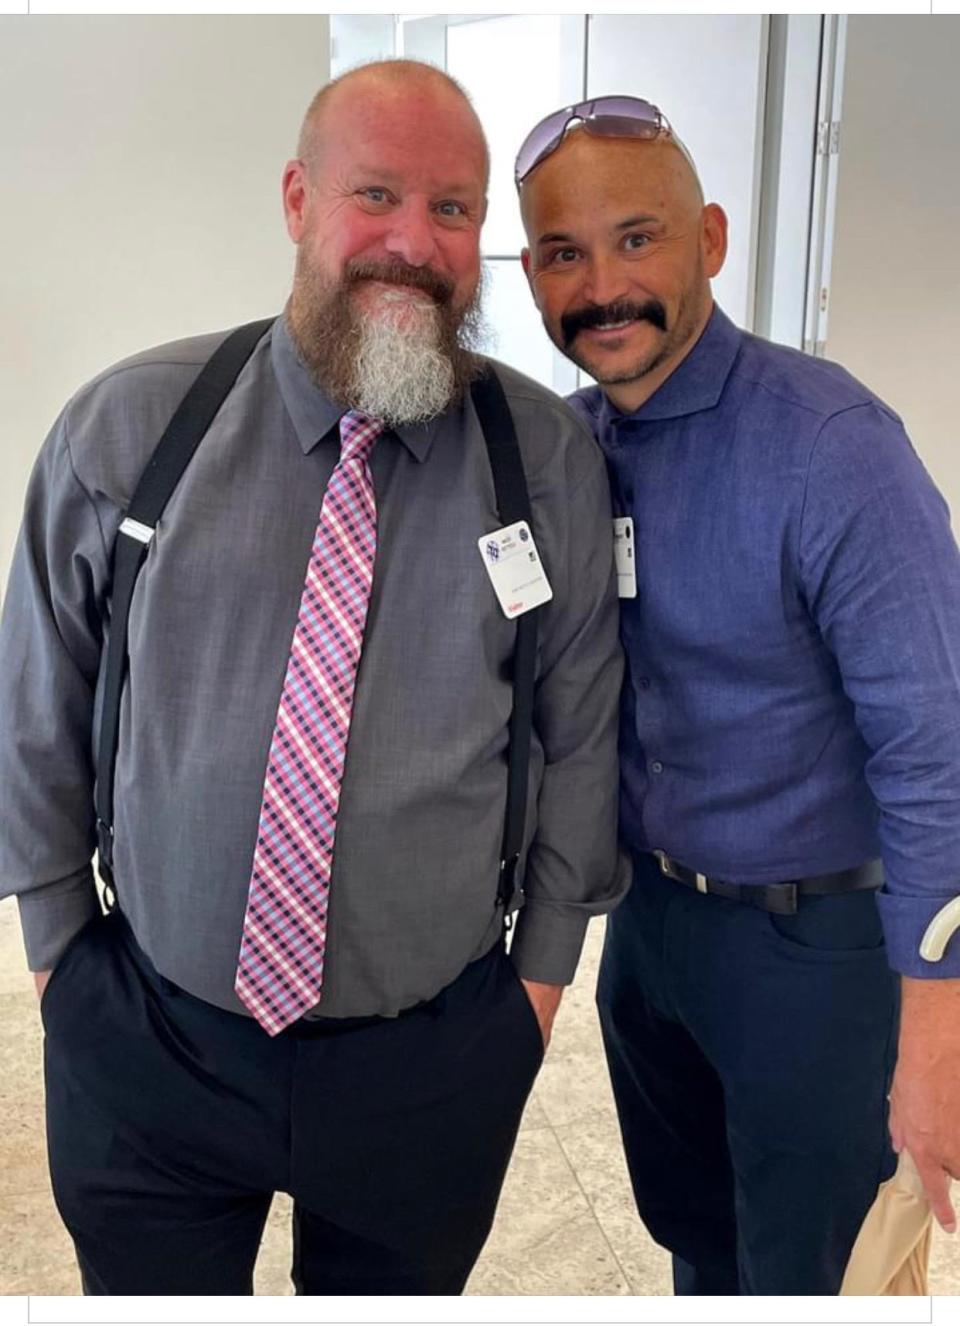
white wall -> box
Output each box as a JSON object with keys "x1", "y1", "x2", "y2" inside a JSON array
[
  {"x1": 828, "y1": 17, "x2": 960, "y2": 518},
  {"x1": 587, "y1": 14, "x2": 767, "y2": 333},
  {"x1": 0, "y1": 16, "x2": 330, "y2": 592},
  {"x1": 331, "y1": 14, "x2": 395, "y2": 72}
]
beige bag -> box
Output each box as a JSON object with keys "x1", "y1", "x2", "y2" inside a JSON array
[{"x1": 840, "y1": 1152, "x2": 933, "y2": 1295}]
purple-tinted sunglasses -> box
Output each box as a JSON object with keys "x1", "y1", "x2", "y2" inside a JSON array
[{"x1": 515, "y1": 95, "x2": 674, "y2": 186}]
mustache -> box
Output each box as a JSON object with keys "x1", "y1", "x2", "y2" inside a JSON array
[
  {"x1": 561, "y1": 298, "x2": 668, "y2": 345},
  {"x1": 344, "y1": 258, "x2": 455, "y2": 306}
]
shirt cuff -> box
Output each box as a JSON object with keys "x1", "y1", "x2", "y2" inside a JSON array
[
  {"x1": 508, "y1": 900, "x2": 590, "y2": 986},
  {"x1": 877, "y1": 888, "x2": 960, "y2": 978},
  {"x1": 16, "y1": 869, "x2": 101, "y2": 971}
]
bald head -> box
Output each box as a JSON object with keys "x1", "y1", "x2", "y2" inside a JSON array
[
  {"x1": 519, "y1": 126, "x2": 704, "y2": 233},
  {"x1": 298, "y1": 60, "x2": 489, "y2": 189}
]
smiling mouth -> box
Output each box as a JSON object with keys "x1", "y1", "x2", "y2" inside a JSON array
[
  {"x1": 359, "y1": 280, "x2": 437, "y2": 305},
  {"x1": 581, "y1": 319, "x2": 637, "y2": 336}
]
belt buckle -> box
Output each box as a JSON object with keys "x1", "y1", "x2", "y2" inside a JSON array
[
  {"x1": 654, "y1": 849, "x2": 675, "y2": 879},
  {"x1": 655, "y1": 850, "x2": 708, "y2": 894},
  {"x1": 765, "y1": 882, "x2": 798, "y2": 915}
]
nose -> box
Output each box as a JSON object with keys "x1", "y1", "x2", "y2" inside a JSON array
[
  {"x1": 384, "y1": 200, "x2": 439, "y2": 268},
  {"x1": 581, "y1": 253, "x2": 630, "y2": 309}
]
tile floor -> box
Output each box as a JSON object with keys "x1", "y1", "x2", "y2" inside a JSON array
[{"x1": 2, "y1": 894, "x2": 959, "y2": 1296}]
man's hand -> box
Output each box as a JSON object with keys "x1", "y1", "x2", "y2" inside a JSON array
[
  {"x1": 889, "y1": 975, "x2": 960, "y2": 1232},
  {"x1": 33, "y1": 970, "x2": 51, "y2": 1001},
  {"x1": 519, "y1": 979, "x2": 564, "y2": 1051}
]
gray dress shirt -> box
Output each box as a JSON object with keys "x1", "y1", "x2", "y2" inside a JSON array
[{"x1": 0, "y1": 317, "x2": 627, "y2": 1017}]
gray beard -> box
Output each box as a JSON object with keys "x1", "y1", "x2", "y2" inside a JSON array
[
  {"x1": 287, "y1": 263, "x2": 486, "y2": 427},
  {"x1": 353, "y1": 293, "x2": 461, "y2": 424}
]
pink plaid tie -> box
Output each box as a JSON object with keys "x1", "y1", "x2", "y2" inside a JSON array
[{"x1": 235, "y1": 411, "x2": 384, "y2": 1034}]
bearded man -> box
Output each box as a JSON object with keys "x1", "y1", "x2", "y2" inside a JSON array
[{"x1": 0, "y1": 61, "x2": 625, "y2": 1296}]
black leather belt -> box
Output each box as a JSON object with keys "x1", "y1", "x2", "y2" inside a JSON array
[{"x1": 649, "y1": 851, "x2": 884, "y2": 916}]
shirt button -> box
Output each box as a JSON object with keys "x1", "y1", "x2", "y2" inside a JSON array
[
  {"x1": 651, "y1": 760, "x2": 664, "y2": 775},
  {"x1": 638, "y1": 677, "x2": 651, "y2": 690}
]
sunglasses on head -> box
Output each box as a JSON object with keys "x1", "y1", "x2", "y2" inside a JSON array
[{"x1": 515, "y1": 95, "x2": 677, "y2": 186}]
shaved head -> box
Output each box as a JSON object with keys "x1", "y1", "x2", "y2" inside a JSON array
[
  {"x1": 519, "y1": 127, "x2": 704, "y2": 233},
  {"x1": 298, "y1": 60, "x2": 489, "y2": 190}
]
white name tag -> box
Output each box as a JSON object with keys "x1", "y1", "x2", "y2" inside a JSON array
[
  {"x1": 478, "y1": 520, "x2": 553, "y2": 620},
  {"x1": 613, "y1": 517, "x2": 637, "y2": 599}
]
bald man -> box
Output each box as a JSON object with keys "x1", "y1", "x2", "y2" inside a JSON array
[
  {"x1": 0, "y1": 63, "x2": 626, "y2": 1294},
  {"x1": 518, "y1": 98, "x2": 960, "y2": 1295}
]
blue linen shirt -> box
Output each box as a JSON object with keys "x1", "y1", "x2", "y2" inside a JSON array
[{"x1": 568, "y1": 306, "x2": 960, "y2": 979}]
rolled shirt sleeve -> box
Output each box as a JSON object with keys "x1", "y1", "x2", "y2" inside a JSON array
[
  {"x1": 0, "y1": 410, "x2": 106, "y2": 969},
  {"x1": 510, "y1": 435, "x2": 630, "y2": 985},
  {"x1": 799, "y1": 402, "x2": 960, "y2": 977}
]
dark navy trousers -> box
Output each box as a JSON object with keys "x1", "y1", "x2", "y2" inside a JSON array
[
  {"x1": 42, "y1": 911, "x2": 543, "y2": 1295},
  {"x1": 597, "y1": 853, "x2": 899, "y2": 1295}
]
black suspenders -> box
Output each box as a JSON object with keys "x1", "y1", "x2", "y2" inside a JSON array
[
  {"x1": 469, "y1": 372, "x2": 538, "y2": 912},
  {"x1": 94, "y1": 318, "x2": 275, "y2": 900},
  {"x1": 94, "y1": 318, "x2": 539, "y2": 922}
]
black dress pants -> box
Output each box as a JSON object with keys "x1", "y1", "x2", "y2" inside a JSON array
[
  {"x1": 597, "y1": 854, "x2": 900, "y2": 1295},
  {"x1": 42, "y1": 912, "x2": 544, "y2": 1295}
]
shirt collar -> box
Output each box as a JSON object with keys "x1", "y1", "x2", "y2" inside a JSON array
[
  {"x1": 270, "y1": 313, "x2": 441, "y2": 463},
  {"x1": 597, "y1": 304, "x2": 743, "y2": 434}
]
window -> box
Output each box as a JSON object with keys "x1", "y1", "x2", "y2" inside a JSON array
[{"x1": 330, "y1": 14, "x2": 832, "y2": 390}]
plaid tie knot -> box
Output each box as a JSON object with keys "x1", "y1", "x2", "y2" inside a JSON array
[{"x1": 339, "y1": 411, "x2": 383, "y2": 464}]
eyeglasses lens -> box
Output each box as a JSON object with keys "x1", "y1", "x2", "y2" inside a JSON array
[
  {"x1": 516, "y1": 96, "x2": 668, "y2": 183},
  {"x1": 515, "y1": 109, "x2": 574, "y2": 184}
]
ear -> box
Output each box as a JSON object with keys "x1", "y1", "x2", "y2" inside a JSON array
[
  {"x1": 282, "y1": 159, "x2": 310, "y2": 244},
  {"x1": 520, "y1": 247, "x2": 539, "y2": 305},
  {"x1": 701, "y1": 203, "x2": 728, "y2": 279}
]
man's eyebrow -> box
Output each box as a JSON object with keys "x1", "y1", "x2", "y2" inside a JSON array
[
  {"x1": 616, "y1": 213, "x2": 660, "y2": 230},
  {"x1": 537, "y1": 214, "x2": 662, "y2": 246},
  {"x1": 347, "y1": 165, "x2": 401, "y2": 182},
  {"x1": 348, "y1": 167, "x2": 479, "y2": 195}
]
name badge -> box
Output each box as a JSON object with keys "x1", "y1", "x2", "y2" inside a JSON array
[
  {"x1": 614, "y1": 517, "x2": 637, "y2": 598},
  {"x1": 478, "y1": 520, "x2": 553, "y2": 620}
]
